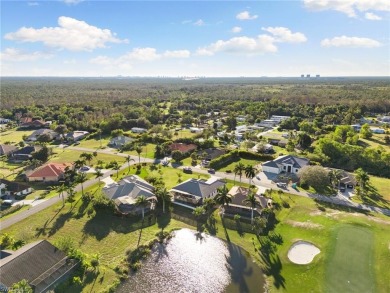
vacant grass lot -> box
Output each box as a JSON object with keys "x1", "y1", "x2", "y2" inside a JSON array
[
  {"x1": 50, "y1": 148, "x2": 126, "y2": 165},
  {"x1": 0, "y1": 129, "x2": 33, "y2": 144},
  {"x1": 76, "y1": 137, "x2": 110, "y2": 149},
  {"x1": 122, "y1": 143, "x2": 157, "y2": 160},
  {"x1": 370, "y1": 176, "x2": 390, "y2": 202}
]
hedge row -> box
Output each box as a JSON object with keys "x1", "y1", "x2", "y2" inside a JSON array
[{"x1": 209, "y1": 150, "x2": 239, "y2": 169}]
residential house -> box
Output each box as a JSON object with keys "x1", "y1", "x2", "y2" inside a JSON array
[
  {"x1": 169, "y1": 143, "x2": 197, "y2": 154},
  {"x1": 25, "y1": 129, "x2": 58, "y2": 142},
  {"x1": 351, "y1": 124, "x2": 362, "y2": 132},
  {"x1": 270, "y1": 115, "x2": 290, "y2": 123},
  {"x1": 0, "y1": 144, "x2": 18, "y2": 157},
  {"x1": 9, "y1": 146, "x2": 41, "y2": 162},
  {"x1": 197, "y1": 148, "x2": 226, "y2": 166},
  {"x1": 131, "y1": 127, "x2": 147, "y2": 133},
  {"x1": 189, "y1": 127, "x2": 203, "y2": 133},
  {"x1": 252, "y1": 143, "x2": 274, "y2": 154},
  {"x1": 0, "y1": 118, "x2": 11, "y2": 124},
  {"x1": 170, "y1": 177, "x2": 225, "y2": 207},
  {"x1": 0, "y1": 240, "x2": 78, "y2": 293},
  {"x1": 378, "y1": 116, "x2": 390, "y2": 123},
  {"x1": 262, "y1": 155, "x2": 310, "y2": 175},
  {"x1": 27, "y1": 163, "x2": 72, "y2": 182},
  {"x1": 257, "y1": 119, "x2": 277, "y2": 128},
  {"x1": 370, "y1": 127, "x2": 385, "y2": 134},
  {"x1": 236, "y1": 115, "x2": 246, "y2": 122},
  {"x1": 0, "y1": 179, "x2": 33, "y2": 199},
  {"x1": 223, "y1": 186, "x2": 272, "y2": 218},
  {"x1": 108, "y1": 135, "x2": 134, "y2": 148},
  {"x1": 19, "y1": 118, "x2": 46, "y2": 129},
  {"x1": 102, "y1": 175, "x2": 156, "y2": 215},
  {"x1": 65, "y1": 131, "x2": 89, "y2": 142}
]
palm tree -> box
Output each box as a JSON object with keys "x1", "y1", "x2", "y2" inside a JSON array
[
  {"x1": 135, "y1": 195, "x2": 149, "y2": 219},
  {"x1": 234, "y1": 163, "x2": 245, "y2": 184},
  {"x1": 80, "y1": 152, "x2": 93, "y2": 166},
  {"x1": 57, "y1": 184, "x2": 67, "y2": 207},
  {"x1": 66, "y1": 186, "x2": 76, "y2": 207},
  {"x1": 214, "y1": 185, "x2": 232, "y2": 217},
  {"x1": 135, "y1": 145, "x2": 142, "y2": 165},
  {"x1": 245, "y1": 165, "x2": 258, "y2": 186},
  {"x1": 156, "y1": 187, "x2": 171, "y2": 213},
  {"x1": 192, "y1": 206, "x2": 206, "y2": 231},
  {"x1": 329, "y1": 169, "x2": 343, "y2": 189},
  {"x1": 243, "y1": 190, "x2": 259, "y2": 224},
  {"x1": 111, "y1": 160, "x2": 120, "y2": 178},
  {"x1": 76, "y1": 172, "x2": 87, "y2": 197},
  {"x1": 94, "y1": 168, "x2": 103, "y2": 185},
  {"x1": 126, "y1": 155, "x2": 135, "y2": 173},
  {"x1": 355, "y1": 168, "x2": 369, "y2": 191},
  {"x1": 74, "y1": 159, "x2": 85, "y2": 170}
]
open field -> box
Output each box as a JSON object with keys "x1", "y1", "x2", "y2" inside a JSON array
[
  {"x1": 217, "y1": 157, "x2": 263, "y2": 173},
  {"x1": 49, "y1": 148, "x2": 126, "y2": 165},
  {"x1": 370, "y1": 176, "x2": 390, "y2": 202},
  {"x1": 123, "y1": 143, "x2": 157, "y2": 160},
  {"x1": 0, "y1": 129, "x2": 33, "y2": 144},
  {"x1": 76, "y1": 137, "x2": 110, "y2": 149},
  {"x1": 1, "y1": 171, "x2": 389, "y2": 293}
]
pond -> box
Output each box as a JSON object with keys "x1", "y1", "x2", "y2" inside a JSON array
[{"x1": 117, "y1": 228, "x2": 265, "y2": 293}]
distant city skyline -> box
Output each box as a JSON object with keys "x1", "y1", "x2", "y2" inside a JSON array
[{"x1": 1, "y1": 0, "x2": 389, "y2": 77}]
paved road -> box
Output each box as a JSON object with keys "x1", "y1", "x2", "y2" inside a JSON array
[{"x1": 2, "y1": 147, "x2": 389, "y2": 230}]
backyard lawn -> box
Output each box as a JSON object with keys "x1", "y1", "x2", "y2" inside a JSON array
[{"x1": 0, "y1": 129, "x2": 33, "y2": 144}]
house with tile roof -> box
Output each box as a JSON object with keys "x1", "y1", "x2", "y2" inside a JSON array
[
  {"x1": 223, "y1": 186, "x2": 272, "y2": 219},
  {"x1": 262, "y1": 155, "x2": 310, "y2": 175},
  {"x1": 27, "y1": 163, "x2": 72, "y2": 182},
  {"x1": 0, "y1": 240, "x2": 78, "y2": 293},
  {"x1": 170, "y1": 177, "x2": 225, "y2": 207},
  {"x1": 102, "y1": 175, "x2": 156, "y2": 215},
  {"x1": 0, "y1": 144, "x2": 18, "y2": 156},
  {"x1": 0, "y1": 179, "x2": 33, "y2": 199}
]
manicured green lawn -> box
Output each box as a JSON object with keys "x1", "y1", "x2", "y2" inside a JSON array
[
  {"x1": 50, "y1": 148, "x2": 126, "y2": 165},
  {"x1": 217, "y1": 157, "x2": 262, "y2": 172},
  {"x1": 324, "y1": 225, "x2": 375, "y2": 293},
  {"x1": 122, "y1": 143, "x2": 157, "y2": 160},
  {"x1": 370, "y1": 176, "x2": 390, "y2": 202},
  {"x1": 0, "y1": 129, "x2": 33, "y2": 144},
  {"x1": 76, "y1": 137, "x2": 110, "y2": 149}
]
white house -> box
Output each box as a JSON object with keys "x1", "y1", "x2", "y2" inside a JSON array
[
  {"x1": 262, "y1": 155, "x2": 310, "y2": 175},
  {"x1": 0, "y1": 179, "x2": 33, "y2": 199},
  {"x1": 131, "y1": 127, "x2": 147, "y2": 133},
  {"x1": 257, "y1": 120, "x2": 277, "y2": 128},
  {"x1": 270, "y1": 115, "x2": 290, "y2": 123},
  {"x1": 370, "y1": 127, "x2": 385, "y2": 134}
]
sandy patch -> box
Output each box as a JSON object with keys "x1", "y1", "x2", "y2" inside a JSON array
[
  {"x1": 286, "y1": 220, "x2": 323, "y2": 229},
  {"x1": 288, "y1": 241, "x2": 320, "y2": 265}
]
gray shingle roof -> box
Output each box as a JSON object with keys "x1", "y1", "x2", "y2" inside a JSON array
[
  {"x1": 170, "y1": 178, "x2": 225, "y2": 198},
  {"x1": 0, "y1": 144, "x2": 18, "y2": 156},
  {"x1": 0, "y1": 240, "x2": 68, "y2": 288},
  {"x1": 0, "y1": 179, "x2": 30, "y2": 193},
  {"x1": 263, "y1": 155, "x2": 309, "y2": 169}
]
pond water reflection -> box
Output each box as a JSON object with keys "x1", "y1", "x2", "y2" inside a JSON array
[{"x1": 117, "y1": 228, "x2": 265, "y2": 293}]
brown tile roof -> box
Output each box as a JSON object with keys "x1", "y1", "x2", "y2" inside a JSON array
[
  {"x1": 169, "y1": 143, "x2": 197, "y2": 153},
  {"x1": 28, "y1": 163, "x2": 72, "y2": 178},
  {"x1": 0, "y1": 144, "x2": 18, "y2": 156}
]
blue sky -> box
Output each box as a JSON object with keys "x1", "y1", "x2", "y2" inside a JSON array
[{"x1": 1, "y1": 0, "x2": 389, "y2": 76}]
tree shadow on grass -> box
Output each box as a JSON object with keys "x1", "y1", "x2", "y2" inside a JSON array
[
  {"x1": 204, "y1": 213, "x2": 217, "y2": 235},
  {"x1": 82, "y1": 208, "x2": 155, "y2": 241},
  {"x1": 48, "y1": 212, "x2": 73, "y2": 236},
  {"x1": 156, "y1": 212, "x2": 171, "y2": 232},
  {"x1": 361, "y1": 183, "x2": 389, "y2": 209}
]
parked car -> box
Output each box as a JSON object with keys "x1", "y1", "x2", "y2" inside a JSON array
[
  {"x1": 208, "y1": 168, "x2": 216, "y2": 174},
  {"x1": 339, "y1": 187, "x2": 346, "y2": 192},
  {"x1": 2, "y1": 199, "x2": 13, "y2": 206},
  {"x1": 79, "y1": 166, "x2": 90, "y2": 172},
  {"x1": 183, "y1": 167, "x2": 192, "y2": 174},
  {"x1": 276, "y1": 182, "x2": 287, "y2": 189}
]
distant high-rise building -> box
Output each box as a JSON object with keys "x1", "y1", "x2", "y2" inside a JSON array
[
  {"x1": 306, "y1": 74, "x2": 310, "y2": 78},
  {"x1": 316, "y1": 74, "x2": 320, "y2": 78},
  {"x1": 301, "y1": 74, "x2": 304, "y2": 78}
]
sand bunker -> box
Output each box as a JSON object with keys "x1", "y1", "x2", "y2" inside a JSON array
[{"x1": 288, "y1": 241, "x2": 320, "y2": 265}]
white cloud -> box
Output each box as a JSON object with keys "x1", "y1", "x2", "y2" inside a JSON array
[
  {"x1": 0, "y1": 48, "x2": 53, "y2": 62},
  {"x1": 194, "y1": 19, "x2": 205, "y2": 26},
  {"x1": 231, "y1": 26, "x2": 242, "y2": 33},
  {"x1": 90, "y1": 47, "x2": 190, "y2": 68},
  {"x1": 62, "y1": 0, "x2": 84, "y2": 4},
  {"x1": 303, "y1": 0, "x2": 390, "y2": 17},
  {"x1": 27, "y1": 2, "x2": 39, "y2": 6},
  {"x1": 196, "y1": 35, "x2": 277, "y2": 56},
  {"x1": 4, "y1": 16, "x2": 128, "y2": 51},
  {"x1": 321, "y1": 36, "x2": 382, "y2": 48},
  {"x1": 181, "y1": 20, "x2": 192, "y2": 25},
  {"x1": 365, "y1": 12, "x2": 382, "y2": 20},
  {"x1": 262, "y1": 27, "x2": 307, "y2": 43},
  {"x1": 236, "y1": 11, "x2": 258, "y2": 20},
  {"x1": 163, "y1": 50, "x2": 190, "y2": 58}
]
